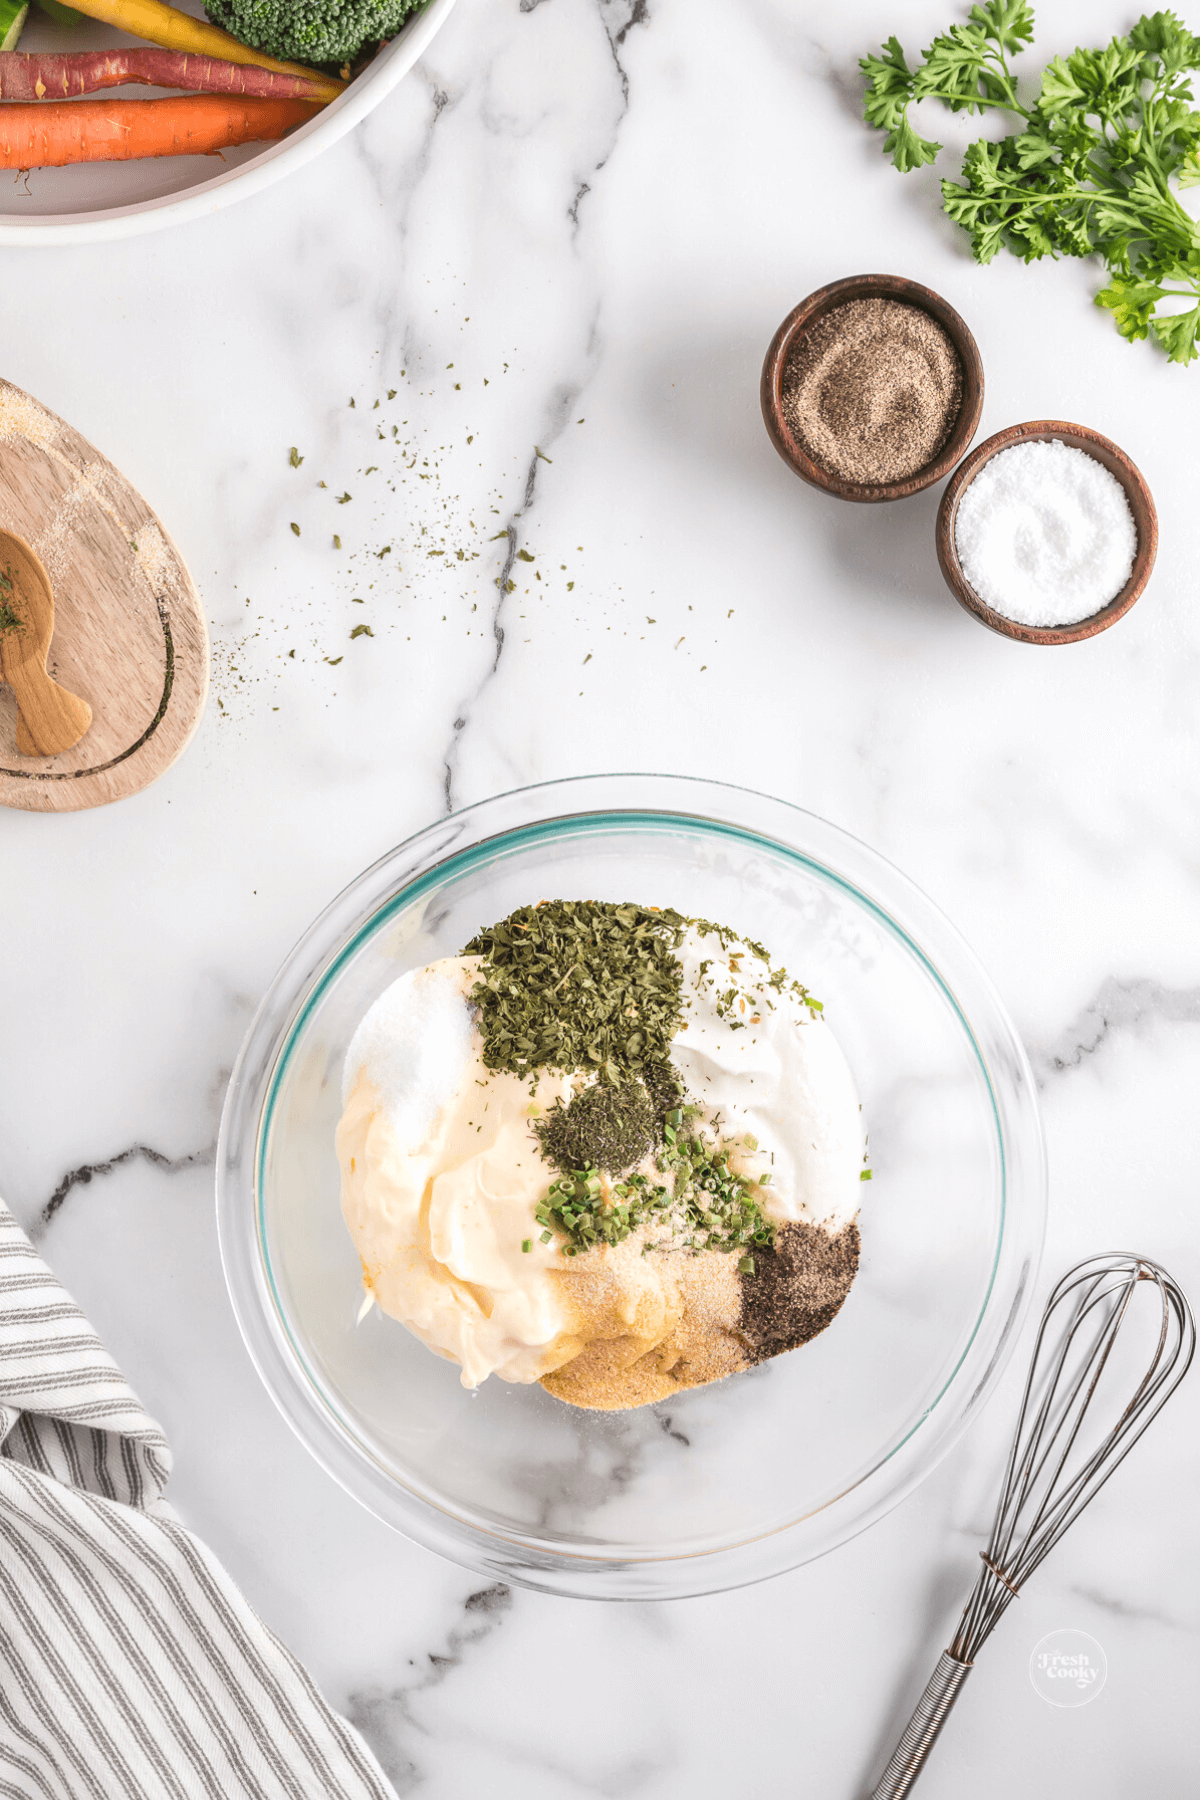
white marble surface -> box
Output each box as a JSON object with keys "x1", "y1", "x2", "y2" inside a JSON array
[{"x1": 3, "y1": 0, "x2": 1199, "y2": 1793}]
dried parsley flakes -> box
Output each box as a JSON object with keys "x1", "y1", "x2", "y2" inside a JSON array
[{"x1": 464, "y1": 900, "x2": 688, "y2": 1084}]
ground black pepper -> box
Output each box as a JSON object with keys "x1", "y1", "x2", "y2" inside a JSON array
[
  {"x1": 782, "y1": 297, "x2": 962, "y2": 485},
  {"x1": 737, "y1": 1219, "x2": 861, "y2": 1361}
]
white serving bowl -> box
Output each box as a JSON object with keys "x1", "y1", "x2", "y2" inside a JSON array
[{"x1": 0, "y1": 0, "x2": 458, "y2": 244}]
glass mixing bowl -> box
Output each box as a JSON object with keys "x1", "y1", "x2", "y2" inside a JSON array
[{"x1": 217, "y1": 776, "x2": 1046, "y2": 1599}]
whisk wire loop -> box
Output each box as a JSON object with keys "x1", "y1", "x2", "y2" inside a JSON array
[
  {"x1": 871, "y1": 1253, "x2": 1194, "y2": 1799},
  {"x1": 952, "y1": 1254, "x2": 1194, "y2": 1662}
]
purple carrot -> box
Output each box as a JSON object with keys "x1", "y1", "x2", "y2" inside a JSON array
[{"x1": 0, "y1": 49, "x2": 330, "y2": 102}]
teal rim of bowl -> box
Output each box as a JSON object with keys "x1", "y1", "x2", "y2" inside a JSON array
[{"x1": 254, "y1": 806, "x2": 1005, "y2": 1536}]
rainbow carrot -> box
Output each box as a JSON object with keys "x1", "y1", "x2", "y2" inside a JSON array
[
  {"x1": 58, "y1": 0, "x2": 345, "y2": 101},
  {"x1": 0, "y1": 49, "x2": 332, "y2": 99},
  {"x1": 0, "y1": 94, "x2": 322, "y2": 166}
]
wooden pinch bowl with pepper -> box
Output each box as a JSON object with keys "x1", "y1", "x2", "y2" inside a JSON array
[
  {"x1": 935, "y1": 420, "x2": 1158, "y2": 645},
  {"x1": 760, "y1": 273, "x2": 985, "y2": 503}
]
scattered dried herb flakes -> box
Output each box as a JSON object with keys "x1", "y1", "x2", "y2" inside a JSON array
[
  {"x1": 289, "y1": 447, "x2": 304, "y2": 468},
  {"x1": 687, "y1": 918, "x2": 823, "y2": 1023}
]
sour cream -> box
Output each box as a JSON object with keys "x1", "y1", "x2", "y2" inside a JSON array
[{"x1": 671, "y1": 931, "x2": 864, "y2": 1230}]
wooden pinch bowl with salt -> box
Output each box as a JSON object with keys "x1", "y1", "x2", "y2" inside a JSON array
[
  {"x1": 760, "y1": 273, "x2": 984, "y2": 503},
  {"x1": 935, "y1": 420, "x2": 1158, "y2": 645}
]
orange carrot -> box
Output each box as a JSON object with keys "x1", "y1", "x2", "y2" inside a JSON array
[
  {"x1": 0, "y1": 50, "x2": 331, "y2": 100},
  {"x1": 0, "y1": 95, "x2": 322, "y2": 166},
  {"x1": 59, "y1": 0, "x2": 345, "y2": 101}
]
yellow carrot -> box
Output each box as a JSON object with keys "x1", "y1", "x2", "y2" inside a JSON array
[{"x1": 62, "y1": 0, "x2": 346, "y2": 103}]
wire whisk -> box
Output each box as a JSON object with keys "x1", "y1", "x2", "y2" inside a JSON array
[{"x1": 870, "y1": 1253, "x2": 1195, "y2": 1799}]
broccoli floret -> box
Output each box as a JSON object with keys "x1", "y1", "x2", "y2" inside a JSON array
[{"x1": 205, "y1": 0, "x2": 425, "y2": 67}]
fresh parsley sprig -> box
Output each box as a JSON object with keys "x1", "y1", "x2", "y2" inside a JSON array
[
  {"x1": 861, "y1": 6, "x2": 1200, "y2": 364},
  {"x1": 862, "y1": 2, "x2": 1035, "y2": 171}
]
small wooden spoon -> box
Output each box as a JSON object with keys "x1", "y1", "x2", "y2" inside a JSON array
[{"x1": 0, "y1": 529, "x2": 92, "y2": 756}]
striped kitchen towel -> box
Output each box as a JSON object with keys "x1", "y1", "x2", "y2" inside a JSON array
[{"x1": 0, "y1": 1200, "x2": 396, "y2": 1800}]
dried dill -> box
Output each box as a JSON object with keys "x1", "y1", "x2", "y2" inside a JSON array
[
  {"x1": 464, "y1": 900, "x2": 688, "y2": 1084},
  {"x1": 536, "y1": 1078, "x2": 658, "y2": 1174},
  {"x1": 641, "y1": 1060, "x2": 682, "y2": 1115}
]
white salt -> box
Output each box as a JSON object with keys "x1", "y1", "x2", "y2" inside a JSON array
[
  {"x1": 342, "y1": 959, "x2": 474, "y2": 1145},
  {"x1": 954, "y1": 439, "x2": 1137, "y2": 628}
]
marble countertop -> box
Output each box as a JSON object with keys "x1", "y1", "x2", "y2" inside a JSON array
[{"x1": 3, "y1": 1, "x2": 1198, "y2": 1794}]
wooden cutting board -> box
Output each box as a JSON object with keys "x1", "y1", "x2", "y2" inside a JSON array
[{"x1": 0, "y1": 378, "x2": 208, "y2": 813}]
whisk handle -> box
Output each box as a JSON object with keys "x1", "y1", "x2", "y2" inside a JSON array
[{"x1": 869, "y1": 1650, "x2": 973, "y2": 1799}]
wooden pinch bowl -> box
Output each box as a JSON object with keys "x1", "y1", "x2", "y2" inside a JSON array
[
  {"x1": 935, "y1": 420, "x2": 1158, "y2": 645},
  {"x1": 760, "y1": 273, "x2": 985, "y2": 503}
]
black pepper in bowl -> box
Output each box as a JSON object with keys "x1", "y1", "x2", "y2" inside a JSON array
[
  {"x1": 762, "y1": 274, "x2": 984, "y2": 503},
  {"x1": 782, "y1": 297, "x2": 963, "y2": 486}
]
